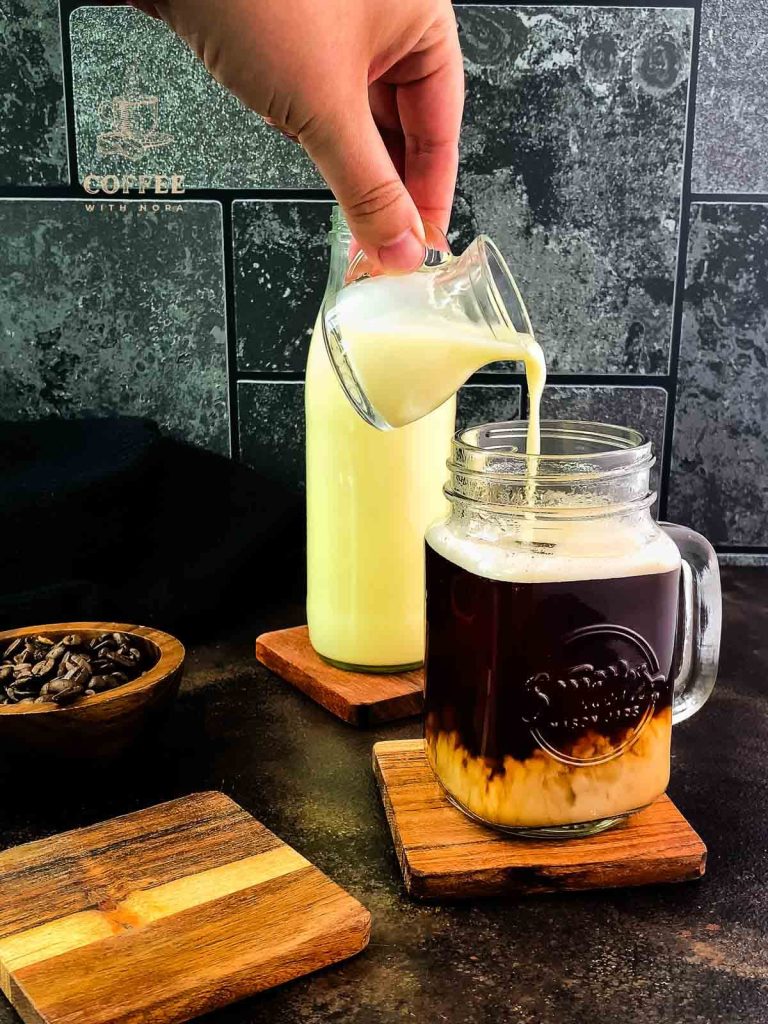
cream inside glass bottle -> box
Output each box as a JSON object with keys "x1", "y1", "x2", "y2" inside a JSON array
[{"x1": 305, "y1": 209, "x2": 456, "y2": 671}]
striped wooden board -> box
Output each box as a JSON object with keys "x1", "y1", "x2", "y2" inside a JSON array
[
  {"x1": 0, "y1": 792, "x2": 371, "y2": 1024},
  {"x1": 373, "y1": 739, "x2": 707, "y2": 900},
  {"x1": 255, "y1": 626, "x2": 423, "y2": 726}
]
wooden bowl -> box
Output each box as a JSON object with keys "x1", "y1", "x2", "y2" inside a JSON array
[{"x1": 0, "y1": 622, "x2": 185, "y2": 757}]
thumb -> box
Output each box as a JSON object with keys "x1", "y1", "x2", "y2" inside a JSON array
[{"x1": 300, "y1": 104, "x2": 426, "y2": 272}]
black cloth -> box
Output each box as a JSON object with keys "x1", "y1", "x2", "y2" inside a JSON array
[{"x1": 0, "y1": 417, "x2": 304, "y2": 641}]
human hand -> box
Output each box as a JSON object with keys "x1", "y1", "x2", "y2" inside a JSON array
[{"x1": 123, "y1": 0, "x2": 464, "y2": 270}]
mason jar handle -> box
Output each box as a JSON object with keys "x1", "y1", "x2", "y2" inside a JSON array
[{"x1": 661, "y1": 522, "x2": 722, "y2": 724}]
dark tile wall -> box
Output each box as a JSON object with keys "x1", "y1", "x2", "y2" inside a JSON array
[
  {"x1": 0, "y1": 199, "x2": 229, "y2": 454},
  {"x1": 538, "y1": 385, "x2": 668, "y2": 496},
  {"x1": 233, "y1": 201, "x2": 332, "y2": 372},
  {"x1": 0, "y1": 1, "x2": 68, "y2": 184},
  {"x1": 692, "y1": 0, "x2": 768, "y2": 194},
  {"x1": 667, "y1": 204, "x2": 768, "y2": 545},
  {"x1": 454, "y1": 6, "x2": 691, "y2": 374},
  {"x1": 1, "y1": 2, "x2": 765, "y2": 560}
]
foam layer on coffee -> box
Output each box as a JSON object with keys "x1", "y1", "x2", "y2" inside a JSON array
[{"x1": 426, "y1": 517, "x2": 680, "y2": 584}]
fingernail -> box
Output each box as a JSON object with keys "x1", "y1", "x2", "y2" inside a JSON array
[{"x1": 378, "y1": 229, "x2": 426, "y2": 272}]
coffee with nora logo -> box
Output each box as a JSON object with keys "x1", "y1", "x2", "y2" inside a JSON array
[{"x1": 82, "y1": 173, "x2": 185, "y2": 196}]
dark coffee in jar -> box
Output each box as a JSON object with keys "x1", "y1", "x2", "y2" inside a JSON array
[{"x1": 424, "y1": 540, "x2": 681, "y2": 831}]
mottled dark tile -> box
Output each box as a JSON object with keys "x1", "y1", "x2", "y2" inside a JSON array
[
  {"x1": 234, "y1": 201, "x2": 333, "y2": 372},
  {"x1": 668, "y1": 204, "x2": 768, "y2": 546},
  {"x1": 457, "y1": 384, "x2": 522, "y2": 430},
  {"x1": 70, "y1": 7, "x2": 321, "y2": 189},
  {"x1": 539, "y1": 384, "x2": 668, "y2": 499},
  {"x1": 238, "y1": 381, "x2": 305, "y2": 492},
  {"x1": 718, "y1": 553, "x2": 768, "y2": 567},
  {"x1": 693, "y1": 0, "x2": 768, "y2": 193},
  {"x1": 0, "y1": 0, "x2": 68, "y2": 185},
  {"x1": 0, "y1": 199, "x2": 228, "y2": 455},
  {"x1": 453, "y1": 5, "x2": 691, "y2": 374}
]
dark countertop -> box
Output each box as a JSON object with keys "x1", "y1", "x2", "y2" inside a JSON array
[{"x1": 1, "y1": 566, "x2": 766, "y2": 1024}]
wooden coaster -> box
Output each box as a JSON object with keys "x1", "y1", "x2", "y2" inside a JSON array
[
  {"x1": 373, "y1": 739, "x2": 707, "y2": 900},
  {"x1": 0, "y1": 792, "x2": 370, "y2": 1024},
  {"x1": 255, "y1": 626, "x2": 423, "y2": 726}
]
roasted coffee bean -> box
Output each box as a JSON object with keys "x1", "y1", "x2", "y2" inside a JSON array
[
  {"x1": 105, "y1": 649, "x2": 136, "y2": 668},
  {"x1": 68, "y1": 666, "x2": 91, "y2": 688},
  {"x1": 90, "y1": 633, "x2": 115, "y2": 650},
  {"x1": 31, "y1": 657, "x2": 57, "y2": 679},
  {"x1": 10, "y1": 680, "x2": 36, "y2": 695},
  {"x1": 61, "y1": 633, "x2": 82, "y2": 648},
  {"x1": 48, "y1": 643, "x2": 66, "y2": 661},
  {"x1": 33, "y1": 636, "x2": 54, "y2": 648},
  {"x1": 89, "y1": 675, "x2": 111, "y2": 692},
  {"x1": 53, "y1": 685, "x2": 85, "y2": 706},
  {"x1": 39, "y1": 677, "x2": 72, "y2": 697},
  {"x1": 0, "y1": 665, "x2": 13, "y2": 684},
  {"x1": 7, "y1": 683, "x2": 36, "y2": 702},
  {"x1": 3, "y1": 638, "x2": 23, "y2": 659}
]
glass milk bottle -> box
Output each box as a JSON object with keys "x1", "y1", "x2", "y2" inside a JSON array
[{"x1": 305, "y1": 207, "x2": 456, "y2": 672}]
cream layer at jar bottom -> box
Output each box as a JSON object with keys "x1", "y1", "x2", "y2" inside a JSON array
[{"x1": 426, "y1": 706, "x2": 672, "y2": 829}]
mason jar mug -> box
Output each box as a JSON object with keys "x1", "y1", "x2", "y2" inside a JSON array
[{"x1": 424, "y1": 420, "x2": 721, "y2": 838}]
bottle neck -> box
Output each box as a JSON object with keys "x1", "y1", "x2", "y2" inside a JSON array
[{"x1": 325, "y1": 208, "x2": 353, "y2": 297}]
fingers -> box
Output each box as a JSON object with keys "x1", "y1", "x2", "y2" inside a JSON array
[
  {"x1": 124, "y1": 0, "x2": 162, "y2": 17},
  {"x1": 369, "y1": 81, "x2": 405, "y2": 181},
  {"x1": 394, "y1": 26, "x2": 464, "y2": 234},
  {"x1": 300, "y1": 102, "x2": 426, "y2": 272}
]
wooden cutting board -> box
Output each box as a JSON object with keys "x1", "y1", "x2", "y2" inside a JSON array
[
  {"x1": 0, "y1": 792, "x2": 371, "y2": 1024},
  {"x1": 373, "y1": 739, "x2": 707, "y2": 900},
  {"x1": 255, "y1": 626, "x2": 423, "y2": 726}
]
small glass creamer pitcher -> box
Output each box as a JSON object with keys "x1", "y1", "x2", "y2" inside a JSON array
[{"x1": 321, "y1": 231, "x2": 539, "y2": 430}]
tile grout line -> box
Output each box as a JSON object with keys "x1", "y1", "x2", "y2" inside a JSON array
[
  {"x1": 690, "y1": 193, "x2": 768, "y2": 204},
  {"x1": 0, "y1": 185, "x2": 335, "y2": 200},
  {"x1": 234, "y1": 372, "x2": 674, "y2": 386},
  {"x1": 659, "y1": 0, "x2": 702, "y2": 521},
  {"x1": 455, "y1": 1, "x2": 698, "y2": 7},
  {"x1": 57, "y1": 0, "x2": 80, "y2": 187},
  {"x1": 221, "y1": 200, "x2": 241, "y2": 460}
]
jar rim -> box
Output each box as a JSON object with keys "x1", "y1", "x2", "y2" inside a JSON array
[
  {"x1": 447, "y1": 420, "x2": 656, "y2": 511},
  {"x1": 453, "y1": 420, "x2": 651, "y2": 462}
]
